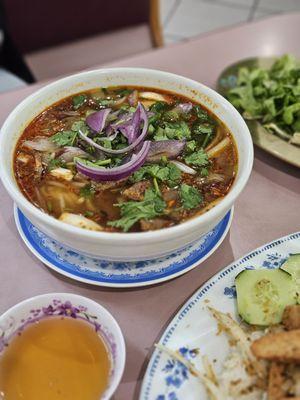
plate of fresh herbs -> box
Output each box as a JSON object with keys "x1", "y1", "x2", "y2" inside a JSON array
[{"x1": 217, "y1": 54, "x2": 300, "y2": 167}]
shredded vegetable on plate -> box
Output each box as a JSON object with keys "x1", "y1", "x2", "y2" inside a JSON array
[{"x1": 227, "y1": 54, "x2": 300, "y2": 146}]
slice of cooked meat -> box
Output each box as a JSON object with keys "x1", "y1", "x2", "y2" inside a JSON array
[
  {"x1": 140, "y1": 218, "x2": 172, "y2": 231},
  {"x1": 251, "y1": 330, "x2": 300, "y2": 363},
  {"x1": 161, "y1": 187, "x2": 179, "y2": 203},
  {"x1": 283, "y1": 305, "x2": 300, "y2": 330},
  {"x1": 96, "y1": 179, "x2": 127, "y2": 191},
  {"x1": 123, "y1": 181, "x2": 151, "y2": 201},
  {"x1": 282, "y1": 396, "x2": 300, "y2": 400},
  {"x1": 267, "y1": 362, "x2": 285, "y2": 400}
]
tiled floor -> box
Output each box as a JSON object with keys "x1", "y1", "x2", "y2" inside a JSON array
[{"x1": 161, "y1": 0, "x2": 300, "y2": 44}]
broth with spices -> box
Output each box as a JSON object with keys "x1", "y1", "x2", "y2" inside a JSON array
[
  {"x1": 0, "y1": 317, "x2": 111, "y2": 400},
  {"x1": 14, "y1": 86, "x2": 238, "y2": 232}
]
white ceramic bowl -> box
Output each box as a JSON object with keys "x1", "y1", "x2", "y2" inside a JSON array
[
  {"x1": 0, "y1": 293, "x2": 125, "y2": 399},
  {"x1": 0, "y1": 68, "x2": 253, "y2": 261}
]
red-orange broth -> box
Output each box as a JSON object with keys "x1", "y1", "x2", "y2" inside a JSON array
[{"x1": 14, "y1": 86, "x2": 238, "y2": 232}]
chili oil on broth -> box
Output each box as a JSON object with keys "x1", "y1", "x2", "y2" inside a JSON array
[
  {"x1": 14, "y1": 86, "x2": 238, "y2": 233},
  {"x1": 0, "y1": 317, "x2": 111, "y2": 400}
]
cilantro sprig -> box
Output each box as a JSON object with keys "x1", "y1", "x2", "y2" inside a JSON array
[
  {"x1": 132, "y1": 163, "x2": 181, "y2": 187},
  {"x1": 108, "y1": 188, "x2": 166, "y2": 232},
  {"x1": 226, "y1": 54, "x2": 300, "y2": 141},
  {"x1": 180, "y1": 184, "x2": 202, "y2": 210},
  {"x1": 51, "y1": 130, "x2": 77, "y2": 146}
]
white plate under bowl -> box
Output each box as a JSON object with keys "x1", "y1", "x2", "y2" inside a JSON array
[
  {"x1": 14, "y1": 206, "x2": 233, "y2": 288},
  {"x1": 140, "y1": 231, "x2": 300, "y2": 399}
]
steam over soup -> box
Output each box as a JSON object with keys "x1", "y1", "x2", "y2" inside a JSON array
[{"x1": 14, "y1": 87, "x2": 238, "y2": 232}]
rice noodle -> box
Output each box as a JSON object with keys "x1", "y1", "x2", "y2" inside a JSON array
[
  {"x1": 170, "y1": 160, "x2": 197, "y2": 175},
  {"x1": 207, "y1": 137, "x2": 231, "y2": 158},
  {"x1": 208, "y1": 307, "x2": 265, "y2": 377},
  {"x1": 58, "y1": 193, "x2": 66, "y2": 212},
  {"x1": 34, "y1": 188, "x2": 47, "y2": 211},
  {"x1": 71, "y1": 181, "x2": 86, "y2": 188},
  {"x1": 205, "y1": 126, "x2": 223, "y2": 151},
  {"x1": 47, "y1": 180, "x2": 67, "y2": 189},
  {"x1": 139, "y1": 92, "x2": 171, "y2": 103},
  {"x1": 85, "y1": 198, "x2": 96, "y2": 211}
]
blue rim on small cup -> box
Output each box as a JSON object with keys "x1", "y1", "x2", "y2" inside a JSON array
[{"x1": 0, "y1": 293, "x2": 126, "y2": 399}]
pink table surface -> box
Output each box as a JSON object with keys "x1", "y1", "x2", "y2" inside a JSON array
[{"x1": 0, "y1": 13, "x2": 300, "y2": 399}]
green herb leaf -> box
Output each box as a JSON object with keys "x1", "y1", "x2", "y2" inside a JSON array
[
  {"x1": 184, "y1": 149, "x2": 209, "y2": 167},
  {"x1": 114, "y1": 88, "x2": 133, "y2": 96},
  {"x1": 47, "y1": 158, "x2": 65, "y2": 171},
  {"x1": 71, "y1": 120, "x2": 89, "y2": 134},
  {"x1": 72, "y1": 94, "x2": 87, "y2": 109},
  {"x1": 84, "y1": 210, "x2": 94, "y2": 217},
  {"x1": 283, "y1": 103, "x2": 300, "y2": 125},
  {"x1": 193, "y1": 105, "x2": 209, "y2": 121},
  {"x1": 75, "y1": 157, "x2": 111, "y2": 167},
  {"x1": 98, "y1": 99, "x2": 112, "y2": 107},
  {"x1": 226, "y1": 54, "x2": 300, "y2": 138},
  {"x1": 80, "y1": 184, "x2": 96, "y2": 198},
  {"x1": 132, "y1": 163, "x2": 181, "y2": 186},
  {"x1": 150, "y1": 101, "x2": 169, "y2": 113},
  {"x1": 51, "y1": 130, "x2": 77, "y2": 146},
  {"x1": 108, "y1": 188, "x2": 166, "y2": 232},
  {"x1": 186, "y1": 140, "x2": 197, "y2": 153},
  {"x1": 192, "y1": 123, "x2": 214, "y2": 135},
  {"x1": 180, "y1": 184, "x2": 202, "y2": 210},
  {"x1": 153, "y1": 121, "x2": 191, "y2": 141}
]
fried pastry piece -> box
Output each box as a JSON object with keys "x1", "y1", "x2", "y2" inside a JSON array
[
  {"x1": 267, "y1": 362, "x2": 285, "y2": 400},
  {"x1": 251, "y1": 330, "x2": 300, "y2": 363},
  {"x1": 283, "y1": 305, "x2": 300, "y2": 331}
]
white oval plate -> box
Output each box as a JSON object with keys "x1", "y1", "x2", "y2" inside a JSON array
[{"x1": 140, "y1": 231, "x2": 300, "y2": 400}]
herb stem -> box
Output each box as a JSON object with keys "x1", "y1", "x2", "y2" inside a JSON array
[
  {"x1": 202, "y1": 132, "x2": 211, "y2": 149},
  {"x1": 153, "y1": 177, "x2": 160, "y2": 195}
]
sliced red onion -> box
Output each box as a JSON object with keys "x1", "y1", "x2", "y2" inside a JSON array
[
  {"x1": 170, "y1": 160, "x2": 196, "y2": 175},
  {"x1": 146, "y1": 140, "x2": 186, "y2": 162},
  {"x1": 108, "y1": 112, "x2": 132, "y2": 135},
  {"x1": 86, "y1": 108, "x2": 111, "y2": 132},
  {"x1": 79, "y1": 102, "x2": 149, "y2": 155},
  {"x1": 76, "y1": 141, "x2": 151, "y2": 181},
  {"x1": 58, "y1": 146, "x2": 90, "y2": 163},
  {"x1": 174, "y1": 103, "x2": 193, "y2": 113},
  {"x1": 98, "y1": 131, "x2": 119, "y2": 142},
  {"x1": 117, "y1": 106, "x2": 141, "y2": 144}
]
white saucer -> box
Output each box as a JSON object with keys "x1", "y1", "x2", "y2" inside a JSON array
[{"x1": 14, "y1": 206, "x2": 233, "y2": 288}]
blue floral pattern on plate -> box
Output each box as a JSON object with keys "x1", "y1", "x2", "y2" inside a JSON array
[
  {"x1": 14, "y1": 207, "x2": 233, "y2": 288},
  {"x1": 140, "y1": 232, "x2": 300, "y2": 400}
]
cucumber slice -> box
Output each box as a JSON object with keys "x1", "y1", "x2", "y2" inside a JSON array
[
  {"x1": 235, "y1": 269, "x2": 297, "y2": 326},
  {"x1": 280, "y1": 254, "x2": 300, "y2": 304}
]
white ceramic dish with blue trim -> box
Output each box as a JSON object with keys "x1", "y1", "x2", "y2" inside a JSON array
[
  {"x1": 139, "y1": 231, "x2": 300, "y2": 400},
  {"x1": 14, "y1": 206, "x2": 233, "y2": 288}
]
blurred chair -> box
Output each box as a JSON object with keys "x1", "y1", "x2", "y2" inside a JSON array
[{"x1": 2, "y1": 0, "x2": 163, "y2": 81}]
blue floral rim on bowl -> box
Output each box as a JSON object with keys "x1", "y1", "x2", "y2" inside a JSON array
[{"x1": 14, "y1": 206, "x2": 233, "y2": 288}]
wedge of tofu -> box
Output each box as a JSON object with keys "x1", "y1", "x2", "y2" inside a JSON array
[
  {"x1": 50, "y1": 168, "x2": 73, "y2": 181},
  {"x1": 251, "y1": 329, "x2": 300, "y2": 363},
  {"x1": 59, "y1": 213, "x2": 102, "y2": 231},
  {"x1": 283, "y1": 305, "x2": 300, "y2": 330},
  {"x1": 267, "y1": 362, "x2": 285, "y2": 400}
]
